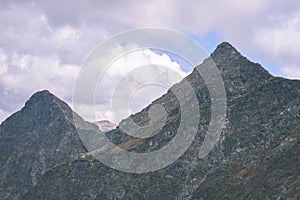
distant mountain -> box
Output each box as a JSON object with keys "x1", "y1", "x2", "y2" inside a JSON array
[
  {"x1": 1, "y1": 42, "x2": 299, "y2": 199},
  {"x1": 94, "y1": 120, "x2": 117, "y2": 132}
]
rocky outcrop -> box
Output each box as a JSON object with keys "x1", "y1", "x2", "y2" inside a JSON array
[{"x1": 0, "y1": 90, "x2": 98, "y2": 199}]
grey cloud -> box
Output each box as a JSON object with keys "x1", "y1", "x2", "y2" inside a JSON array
[{"x1": 0, "y1": 0, "x2": 300, "y2": 122}]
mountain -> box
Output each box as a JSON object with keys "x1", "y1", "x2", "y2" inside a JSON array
[
  {"x1": 1, "y1": 42, "x2": 300, "y2": 199},
  {"x1": 0, "y1": 90, "x2": 98, "y2": 199},
  {"x1": 94, "y1": 120, "x2": 117, "y2": 132}
]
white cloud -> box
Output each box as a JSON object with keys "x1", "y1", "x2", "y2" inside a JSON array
[
  {"x1": 281, "y1": 65, "x2": 300, "y2": 80},
  {"x1": 0, "y1": 2, "x2": 108, "y2": 64},
  {"x1": 0, "y1": 108, "x2": 10, "y2": 123},
  {"x1": 54, "y1": 25, "x2": 79, "y2": 41},
  {"x1": 100, "y1": 48, "x2": 187, "y2": 123},
  {"x1": 0, "y1": 53, "x2": 80, "y2": 107},
  {"x1": 0, "y1": 40, "x2": 187, "y2": 124},
  {"x1": 74, "y1": 44, "x2": 187, "y2": 123},
  {"x1": 255, "y1": 13, "x2": 300, "y2": 63},
  {"x1": 1, "y1": 0, "x2": 300, "y2": 122},
  {"x1": 0, "y1": 49, "x2": 8, "y2": 75}
]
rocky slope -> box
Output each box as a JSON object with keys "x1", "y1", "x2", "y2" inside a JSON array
[
  {"x1": 0, "y1": 91, "x2": 98, "y2": 199},
  {"x1": 1, "y1": 42, "x2": 299, "y2": 199}
]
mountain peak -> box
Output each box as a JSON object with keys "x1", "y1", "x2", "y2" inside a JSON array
[
  {"x1": 209, "y1": 41, "x2": 272, "y2": 76},
  {"x1": 34, "y1": 89, "x2": 51, "y2": 95},
  {"x1": 25, "y1": 90, "x2": 57, "y2": 107},
  {"x1": 197, "y1": 42, "x2": 273, "y2": 96},
  {"x1": 215, "y1": 41, "x2": 239, "y2": 52},
  {"x1": 0, "y1": 90, "x2": 89, "y2": 198},
  {"x1": 22, "y1": 90, "x2": 74, "y2": 120},
  {"x1": 210, "y1": 41, "x2": 241, "y2": 63}
]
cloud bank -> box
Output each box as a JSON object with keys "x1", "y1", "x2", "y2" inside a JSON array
[{"x1": 0, "y1": 0, "x2": 300, "y2": 122}]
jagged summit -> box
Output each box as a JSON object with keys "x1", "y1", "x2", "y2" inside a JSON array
[
  {"x1": 0, "y1": 90, "x2": 90, "y2": 199},
  {"x1": 210, "y1": 41, "x2": 270, "y2": 77},
  {"x1": 201, "y1": 41, "x2": 273, "y2": 96},
  {"x1": 213, "y1": 41, "x2": 240, "y2": 55},
  {"x1": 25, "y1": 90, "x2": 69, "y2": 111},
  {"x1": 209, "y1": 41, "x2": 242, "y2": 67},
  {"x1": 211, "y1": 41, "x2": 259, "y2": 67},
  {"x1": 30, "y1": 89, "x2": 52, "y2": 96},
  {"x1": 16, "y1": 90, "x2": 77, "y2": 125},
  {"x1": 25, "y1": 90, "x2": 55, "y2": 105}
]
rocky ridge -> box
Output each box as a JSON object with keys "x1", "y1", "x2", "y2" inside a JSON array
[
  {"x1": 0, "y1": 42, "x2": 299, "y2": 199},
  {"x1": 0, "y1": 91, "x2": 97, "y2": 199}
]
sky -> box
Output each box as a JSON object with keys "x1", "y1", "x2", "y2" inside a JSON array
[{"x1": 0, "y1": 0, "x2": 300, "y2": 123}]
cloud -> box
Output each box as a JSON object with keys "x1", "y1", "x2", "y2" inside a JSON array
[
  {"x1": 255, "y1": 12, "x2": 300, "y2": 61},
  {"x1": 74, "y1": 44, "x2": 187, "y2": 123},
  {"x1": 0, "y1": 49, "x2": 8, "y2": 75},
  {"x1": 0, "y1": 108, "x2": 10, "y2": 123},
  {"x1": 0, "y1": 2, "x2": 108, "y2": 64},
  {"x1": 0, "y1": 0, "x2": 300, "y2": 123},
  {"x1": 0, "y1": 53, "x2": 80, "y2": 121},
  {"x1": 281, "y1": 65, "x2": 300, "y2": 80},
  {"x1": 0, "y1": 54, "x2": 79, "y2": 95}
]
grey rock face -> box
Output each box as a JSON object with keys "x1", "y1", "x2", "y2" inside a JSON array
[
  {"x1": 1, "y1": 42, "x2": 300, "y2": 199},
  {"x1": 0, "y1": 90, "x2": 97, "y2": 199}
]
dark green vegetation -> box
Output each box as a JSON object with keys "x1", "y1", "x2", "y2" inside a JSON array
[{"x1": 1, "y1": 43, "x2": 299, "y2": 199}]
